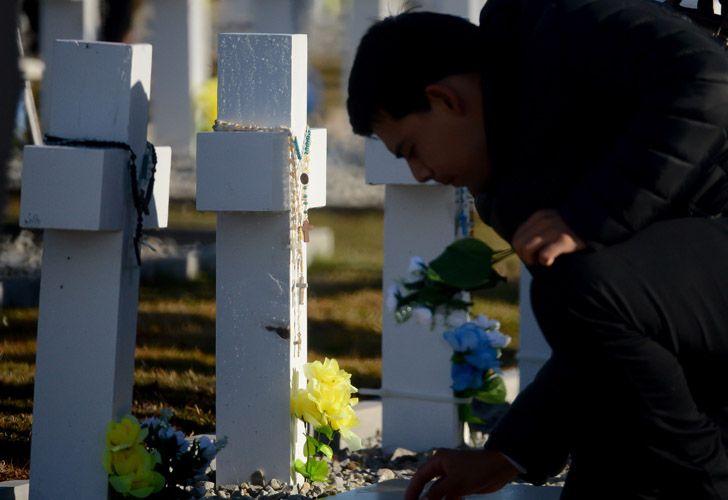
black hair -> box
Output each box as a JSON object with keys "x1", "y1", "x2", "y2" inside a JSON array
[{"x1": 347, "y1": 11, "x2": 481, "y2": 136}]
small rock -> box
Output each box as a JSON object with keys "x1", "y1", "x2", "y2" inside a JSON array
[
  {"x1": 333, "y1": 476, "x2": 345, "y2": 491},
  {"x1": 346, "y1": 460, "x2": 360, "y2": 471},
  {"x1": 377, "y1": 468, "x2": 396, "y2": 482},
  {"x1": 217, "y1": 490, "x2": 231, "y2": 499},
  {"x1": 390, "y1": 447, "x2": 418, "y2": 462},
  {"x1": 269, "y1": 478, "x2": 283, "y2": 491},
  {"x1": 298, "y1": 481, "x2": 311, "y2": 495},
  {"x1": 202, "y1": 481, "x2": 216, "y2": 491},
  {"x1": 311, "y1": 482, "x2": 326, "y2": 496},
  {"x1": 250, "y1": 470, "x2": 266, "y2": 487}
]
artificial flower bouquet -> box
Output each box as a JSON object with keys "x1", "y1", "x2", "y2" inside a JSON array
[
  {"x1": 290, "y1": 358, "x2": 361, "y2": 483},
  {"x1": 387, "y1": 237, "x2": 512, "y2": 327},
  {"x1": 388, "y1": 237, "x2": 513, "y2": 423},
  {"x1": 444, "y1": 316, "x2": 510, "y2": 423},
  {"x1": 104, "y1": 409, "x2": 226, "y2": 498}
]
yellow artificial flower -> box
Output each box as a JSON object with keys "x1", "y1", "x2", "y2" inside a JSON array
[
  {"x1": 126, "y1": 462, "x2": 165, "y2": 498},
  {"x1": 292, "y1": 358, "x2": 359, "y2": 432},
  {"x1": 291, "y1": 384, "x2": 326, "y2": 429},
  {"x1": 106, "y1": 416, "x2": 147, "y2": 453},
  {"x1": 106, "y1": 442, "x2": 164, "y2": 497},
  {"x1": 108, "y1": 444, "x2": 153, "y2": 476},
  {"x1": 109, "y1": 463, "x2": 165, "y2": 498},
  {"x1": 195, "y1": 77, "x2": 218, "y2": 132},
  {"x1": 329, "y1": 404, "x2": 359, "y2": 433},
  {"x1": 305, "y1": 358, "x2": 356, "y2": 390}
]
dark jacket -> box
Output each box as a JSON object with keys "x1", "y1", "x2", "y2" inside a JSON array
[{"x1": 474, "y1": 0, "x2": 728, "y2": 248}]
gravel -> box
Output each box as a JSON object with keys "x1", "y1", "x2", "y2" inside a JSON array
[{"x1": 190, "y1": 444, "x2": 567, "y2": 500}]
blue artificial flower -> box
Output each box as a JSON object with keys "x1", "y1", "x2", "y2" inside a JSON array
[
  {"x1": 175, "y1": 430, "x2": 190, "y2": 453},
  {"x1": 451, "y1": 362, "x2": 484, "y2": 392},
  {"x1": 197, "y1": 435, "x2": 217, "y2": 462},
  {"x1": 141, "y1": 417, "x2": 161, "y2": 428},
  {"x1": 443, "y1": 322, "x2": 482, "y2": 352},
  {"x1": 465, "y1": 345, "x2": 500, "y2": 371}
]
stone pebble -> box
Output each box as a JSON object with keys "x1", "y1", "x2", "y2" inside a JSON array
[
  {"x1": 192, "y1": 444, "x2": 567, "y2": 499},
  {"x1": 191, "y1": 445, "x2": 426, "y2": 499}
]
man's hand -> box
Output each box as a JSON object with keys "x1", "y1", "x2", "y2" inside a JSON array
[
  {"x1": 512, "y1": 209, "x2": 586, "y2": 266},
  {"x1": 404, "y1": 448, "x2": 518, "y2": 500}
]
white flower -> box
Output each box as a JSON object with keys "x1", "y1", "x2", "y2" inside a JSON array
[
  {"x1": 445, "y1": 311, "x2": 468, "y2": 328},
  {"x1": 412, "y1": 307, "x2": 433, "y2": 326},
  {"x1": 385, "y1": 284, "x2": 400, "y2": 312},
  {"x1": 404, "y1": 256, "x2": 427, "y2": 284},
  {"x1": 407, "y1": 256, "x2": 426, "y2": 273},
  {"x1": 474, "y1": 314, "x2": 500, "y2": 331},
  {"x1": 433, "y1": 312, "x2": 447, "y2": 329},
  {"x1": 485, "y1": 330, "x2": 511, "y2": 349}
]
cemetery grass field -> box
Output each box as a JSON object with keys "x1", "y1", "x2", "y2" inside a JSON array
[{"x1": 0, "y1": 201, "x2": 520, "y2": 481}]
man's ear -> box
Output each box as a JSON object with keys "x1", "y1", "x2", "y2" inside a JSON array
[{"x1": 424, "y1": 83, "x2": 466, "y2": 115}]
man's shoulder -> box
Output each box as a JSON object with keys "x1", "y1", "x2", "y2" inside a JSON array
[
  {"x1": 479, "y1": 0, "x2": 675, "y2": 27},
  {"x1": 478, "y1": 0, "x2": 551, "y2": 42}
]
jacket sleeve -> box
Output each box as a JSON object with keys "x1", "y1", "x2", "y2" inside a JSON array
[
  {"x1": 484, "y1": 355, "x2": 571, "y2": 485},
  {"x1": 556, "y1": 0, "x2": 728, "y2": 246}
]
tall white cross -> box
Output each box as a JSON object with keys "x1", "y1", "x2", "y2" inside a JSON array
[
  {"x1": 20, "y1": 40, "x2": 170, "y2": 499},
  {"x1": 366, "y1": 141, "x2": 464, "y2": 452},
  {"x1": 146, "y1": 0, "x2": 212, "y2": 160},
  {"x1": 196, "y1": 33, "x2": 327, "y2": 486},
  {"x1": 39, "y1": 0, "x2": 101, "y2": 130}
]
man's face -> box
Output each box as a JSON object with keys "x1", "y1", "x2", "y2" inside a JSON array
[{"x1": 371, "y1": 79, "x2": 491, "y2": 195}]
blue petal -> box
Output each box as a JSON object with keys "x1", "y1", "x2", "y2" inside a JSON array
[
  {"x1": 465, "y1": 348, "x2": 500, "y2": 371},
  {"x1": 451, "y1": 363, "x2": 484, "y2": 391},
  {"x1": 443, "y1": 330, "x2": 461, "y2": 351}
]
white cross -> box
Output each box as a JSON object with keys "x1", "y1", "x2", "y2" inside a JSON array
[
  {"x1": 20, "y1": 40, "x2": 170, "y2": 500},
  {"x1": 196, "y1": 33, "x2": 327, "y2": 485}
]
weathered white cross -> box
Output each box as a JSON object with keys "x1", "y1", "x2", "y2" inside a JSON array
[
  {"x1": 20, "y1": 40, "x2": 171, "y2": 499},
  {"x1": 39, "y1": 0, "x2": 101, "y2": 129},
  {"x1": 196, "y1": 33, "x2": 327, "y2": 486},
  {"x1": 365, "y1": 141, "x2": 465, "y2": 452},
  {"x1": 146, "y1": 0, "x2": 211, "y2": 161}
]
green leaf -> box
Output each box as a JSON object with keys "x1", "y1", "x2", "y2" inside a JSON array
[
  {"x1": 315, "y1": 425, "x2": 334, "y2": 441},
  {"x1": 474, "y1": 376, "x2": 507, "y2": 405},
  {"x1": 429, "y1": 238, "x2": 505, "y2": 290},
  {"x1": 294, "y1": 459, "x2": 309, "y2": 479},
  {"x1": 458, "y1": 403, "x2": 486, "y2": 425},
  {"x1": 425, "y1": 267, "x2": 443, "y2": 282},
  {"x1": 304, "y1": 435, "x2": 320, "y2": 458},
  {"x1": 318, "y1": 444, "x2": 334, "y2": 460},
  {"x1": 109, "y1": 474, "x2": 133, "y2": 494},
  {"x1": 306, "y1": 459, "x2": 330, "y2": 483}
]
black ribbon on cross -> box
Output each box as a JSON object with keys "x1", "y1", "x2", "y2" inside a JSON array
[{"x1": 43, "y1": 134, "x2": 158, "y2": 266}]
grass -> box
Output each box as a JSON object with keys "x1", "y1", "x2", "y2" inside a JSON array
[{"x1": 0, "y1": 202, "x2": 520, "y2": 481}]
